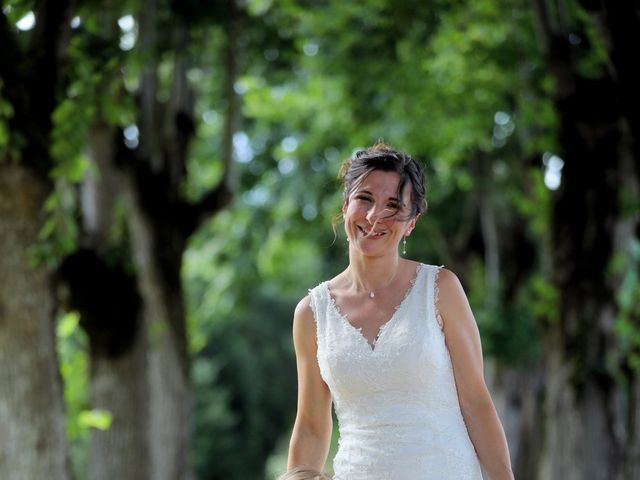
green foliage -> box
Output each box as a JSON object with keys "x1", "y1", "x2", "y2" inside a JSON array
[
  {"x1": 78, "y1": 409, "x2": 113, "y2": 431},
  {"x1": 468, "y1": 259, "x2": 542, "y2": 365},
  {"x1": 528, "y1": 273, "x2": 559, "y2": 325},
  {"x1": 508, "y1": 167, "x2": 552, "y2": 238},
  {"x1": 50, "y1": 99, "x2": 94, "y2": 177},
  {"x1": 572, "y1": 1, "x2": 610, "y2": 80},
  {"x1": 186, "y1": 217, "x2": 306, "y2": 478},
  {"x1": 56, "y1": 311, "x2": 91, "y2": 479},
  {"x1": 184, "y1": 101, "x2": 347, "y2": 474},
  {"x1": 610, "y1": 239, "x2": 640, "y2": 375},
  {"x1": 190, "y1": 306, "x2": 297, "y2": 479},
  {"x1": 29, "y1": 185, "x2": 80, "y2": 266},
  {"x1": 28, "y1": 8, "x2": 136, "y2": 265},
  {"x1": 1, "y1": 0, "x2": 35, "y2": 28},
  {"x1": 0, "y1": 85, "x2": 13, "y2": 154},
  {"x1": 182, "y1": 108, "x2": 225, "y2": 202},
  {"x1": 183, "y1": 1, "x2": 559, "y2": 474},
  {"x1": 13, "y1": 0, "x2": 623, "y2": 477}
]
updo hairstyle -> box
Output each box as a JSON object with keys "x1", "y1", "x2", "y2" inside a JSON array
[{"x1": 338, "y1": 141, "x2": 427, "y2": 221}]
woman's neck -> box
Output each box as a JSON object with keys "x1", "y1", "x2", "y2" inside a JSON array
[{"x1": 346, "y1": 252, "x2": 403, "y2": 293}]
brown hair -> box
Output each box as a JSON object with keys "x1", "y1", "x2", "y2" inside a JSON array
[{"x1": 338, "y1": 141, "x2": 427, "y2": 221}]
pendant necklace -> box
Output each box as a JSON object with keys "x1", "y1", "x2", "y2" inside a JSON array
[{"x1": 366, "y1": 267, "x2": 400, "y2": 300}]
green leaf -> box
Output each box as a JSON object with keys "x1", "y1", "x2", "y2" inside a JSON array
[
  {"x1": 57, "y1": 311, "x2": 81, "y2": 338},
  {"x1": 78, "y1": 409, "x2": 113, "y2": 431}
]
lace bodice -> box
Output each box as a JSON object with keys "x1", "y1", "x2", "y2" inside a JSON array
[{"x1": 308, "y1": 263, "x2": 482, "y2": 480}]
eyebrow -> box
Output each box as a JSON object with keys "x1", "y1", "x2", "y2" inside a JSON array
[{"x1": 355, "y1": 189, "x2": 402, "y2": 202}]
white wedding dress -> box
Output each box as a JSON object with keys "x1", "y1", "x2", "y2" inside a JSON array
[{"x1": 308, "y1": 263, "x2": 483, "y2": 480}]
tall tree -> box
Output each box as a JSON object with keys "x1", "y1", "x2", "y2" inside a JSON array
[
  {"x1": 532, "y1": 0, "x2": 640, "y2": 478},
  {"x1": 2, "y1": 0, "x2": 240, "y2": 478},
  {"x1": 56, "y1": 0, "x2": 240, "y2": 477},
  {"x1": 0, "y1": 1, "x2": 75, "y2": 478}
]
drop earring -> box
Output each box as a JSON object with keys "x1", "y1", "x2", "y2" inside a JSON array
[{"x1": 402, "y1": 236, "x2": 407, "y2": 255}]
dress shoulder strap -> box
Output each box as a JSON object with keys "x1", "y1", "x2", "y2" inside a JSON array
[
  {"x1": 307, "y1": 281, "x2": 331, "y2": 341},
  {"x1": 425, "y1": 264, "x2": 445, "y2": 331}
]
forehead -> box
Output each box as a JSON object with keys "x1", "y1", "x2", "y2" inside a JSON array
[{"x1": 355, "y1": 170, "x2": 411, "y2": 199}]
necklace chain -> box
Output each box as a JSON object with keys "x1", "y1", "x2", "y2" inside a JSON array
[{"x1": 356, "y1": 267, "x2": 400, "y2": 300}]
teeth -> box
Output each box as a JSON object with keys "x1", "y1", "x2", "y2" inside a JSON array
[{"x1": 360, "y1": 227, "x2": 383, "y2": 237}]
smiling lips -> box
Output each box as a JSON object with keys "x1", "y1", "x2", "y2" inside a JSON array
[{"x1": 358, "y1": 225, "x2": 386, "y2": 238}]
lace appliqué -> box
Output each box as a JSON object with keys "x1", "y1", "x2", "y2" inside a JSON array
[
  {"x1": 433, "y1": 265, "x2": 445, "y2": 330},
  {"x1": 326, "y1": 263, "x2": 423, "y2": 351},
  {"x1": 308, "y1": 263, "x2": 483, "y2": 480}
]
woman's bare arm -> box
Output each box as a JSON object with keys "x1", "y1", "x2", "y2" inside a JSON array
[
  {"x1": 287, "y1": 295, "x2": 333, "y2": 470},
  {"x1": 438, "y1": 268, "x2": 514, "y2": 480}
]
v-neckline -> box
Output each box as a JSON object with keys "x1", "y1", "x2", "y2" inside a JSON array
[{"x1": 325, "y1": 263, "x2": 423, "y2": 352}]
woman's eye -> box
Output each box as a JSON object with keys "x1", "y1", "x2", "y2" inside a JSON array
[{"x1": 356, "y1": 195, "x2": 372, "y2": 202}]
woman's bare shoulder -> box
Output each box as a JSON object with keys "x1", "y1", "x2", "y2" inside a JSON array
[
  {"x1": 435, "y1": 267, "x2": 476, "y2": 332},
  {"x1": 294, "y1": 294, "x2": 314, "y2": 324},
  {"x1": 292, "y1": 294, "x2": 318, "y2": 353},
  {"x1": 295, "y1": 293, "x2": 312, "y2": 311},
  {"x1": 436, "y1": 267, "x2": 465, "y2": 298}
]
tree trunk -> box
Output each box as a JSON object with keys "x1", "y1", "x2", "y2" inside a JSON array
[
  {"x1": 52, "y1": 119, "x2": 153, "y2": 480},
  {"x1": 126, "y1": 183, "x2": 191, "y2": 480},
  {"x1": 85, "y1": 135, "x2": 151, "y2": 478},
  {"x1": 0, "y1": 163, "x2": 69, "y2": 480},
  {"x1": 530, "y1": 1, "x2": 640, "y2": 477},
  {"x1": 89, "y1": 332, "x2": 149, "y2": 480},
  {"x1": 474, "y1": 154, "x2": 500, "y2": 308},
  {"x1": 540, "y1": 78, "x2": 625, "y2": 480},
  {"x1": 484, "y1": 360, "x2": 544, "y2": 480}
]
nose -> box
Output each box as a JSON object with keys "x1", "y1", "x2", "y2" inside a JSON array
[{"x1": 366, "y1": 204, "x2": 385, "y2": 223}]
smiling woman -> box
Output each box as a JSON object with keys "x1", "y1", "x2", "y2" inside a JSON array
[
  {"x1": 283, "y1": 142, "x2": 514, "y2": 480},
  {"x1": 342, "y1": 169, "x2": 417, "y2": 261}
]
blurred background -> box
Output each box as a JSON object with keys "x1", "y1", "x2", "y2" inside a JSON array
[{"x1": 0, "y1": 0, "x2": 638, "y2": 479}]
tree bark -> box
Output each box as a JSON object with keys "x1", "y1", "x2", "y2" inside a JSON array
[
  {"x1": 531, "y1": 1, "x2": 639, "y2": 478},
  {"x1": 0, "y1": 2, "x2": 74, "y2": 477},
  {"x1": 128, "y1": 5, "x2": 193, "y2": 476},
  {"x1": 66, "y1": 1, "x2": 239, "y2": 476},
  {"x1": 89, "y1": 332, "x2": 149, "y2": 480},
  {"x1": 80, "y1": 127, "x2": 152, "y2": 480},
  {"x1": 0, "y1": 163, "x2": 69, "y2": 480},
  {"x1": 83, "y1": 124, "x2": 152, "y2": 480},
  {"x1": 126, "y1": 191, "x2": 191, "y2": 480},
  {"x1": 484, "y1": 359, "x2": 544, "y2": 480},
  {"x1": 474, "y1": 154, "x2": 500, "y2": 308}
]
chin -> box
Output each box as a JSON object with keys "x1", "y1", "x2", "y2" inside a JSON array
[{"x1": 355, "y1": 244, "x2": 395, "y2": 257}]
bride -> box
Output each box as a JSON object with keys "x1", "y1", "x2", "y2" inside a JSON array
[{"x1": 284, "y1": 143, "x2": 514, "y2": 480}]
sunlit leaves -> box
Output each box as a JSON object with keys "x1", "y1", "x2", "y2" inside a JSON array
[
  {"x1": 34, "y1": 17, "x2": 135, "y2": 265},
  {"x1": 29, "y1": 186, "x2": 79, "y2": 266},
  {"x1": 56, "y1": 310, "x2": 90, "y2": 476},
  {"x1": 78, "y1": 409, "x2": 113, "y2": 431},
  {"x1": 57, "y1": 310, "x2": 81, "y2": 338},
  {"x1": 242, "y1": 74, "x2": 353, "y2": 135},
  {"x1": 256, "y1": 227, "x2": 323, "y2": 291},
  {"x1": 246, "y1": 0, "x2": 274, "y2": 16}
]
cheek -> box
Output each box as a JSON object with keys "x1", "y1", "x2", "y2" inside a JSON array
[{"x1": 344, "y1": 202, "x2": 363, "y2": 218}]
